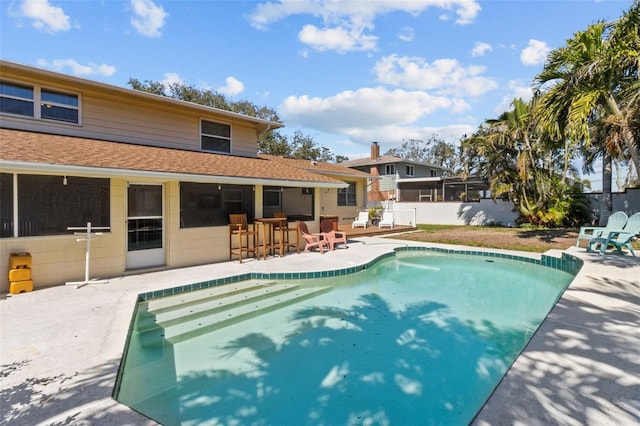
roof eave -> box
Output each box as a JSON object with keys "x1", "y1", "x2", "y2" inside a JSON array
[{"x1": 0, "y1": 160, "x2": 349, "y2": 189}]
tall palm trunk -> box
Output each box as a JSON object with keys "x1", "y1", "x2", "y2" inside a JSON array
[{"x1": 599, "y1": 153, "x2": 613, "y2": 225}]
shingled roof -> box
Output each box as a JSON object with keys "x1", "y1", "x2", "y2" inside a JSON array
[
  {"x1": 259, "y1": 154, "x2": 372, "y2": 179},
  {"x1": 0, "y1": 129, "x2": 350, "y2": 187}
]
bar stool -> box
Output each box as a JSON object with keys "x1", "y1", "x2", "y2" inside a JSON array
[
  {"x1": 274, "y1": 212, "x2": 300, "y2": 254},
  {"x1": 229, "y1": 214, "x2": 258, "y2": 263}
]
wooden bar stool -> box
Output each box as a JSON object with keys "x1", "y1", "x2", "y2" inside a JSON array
[
  {"x1": 274, "y1": 212, "x2": 299, "y2": 254},
  {"x1": 228, "y1": 214, "x2": 258, "y2": 263}
]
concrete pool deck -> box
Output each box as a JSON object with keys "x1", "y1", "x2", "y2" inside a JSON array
[{"x1": 1, "y1": 236, "x2": 638, "y2": 425}]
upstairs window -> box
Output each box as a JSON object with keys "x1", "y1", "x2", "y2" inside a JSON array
[
  {"x1": 41, "y1": 89, "x2": 79, "y2": 123},
  {"x1": 0, "y1": 81, "x2": 34, "y2": 117},
  {"x1": 406, "y1": 165, "x2": 414, "y2": 176},
  {"x1": 201, "y1": 120, "x2": 231, "y2": 153},
  {"x1": 385, "y1": 164, "x2": 396, "y2": 175},
  {"x1": 0, "y1": 81, "x2": 79, "y2": 124},
  {"x1": 430, "y1": 169, "x2": 438, "y2": 177}
]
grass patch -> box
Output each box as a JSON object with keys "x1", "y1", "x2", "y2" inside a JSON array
[{"x1": 396, "y1": 225, "x2": 580, "y2": 253}]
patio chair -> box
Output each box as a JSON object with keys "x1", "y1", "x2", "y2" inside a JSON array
[
  {"x1": 274, "y1": 212, "x2": 299, "y2": 253},
  {"x1": 575, "y1": 211, "x2": 628, "y2": 248},
  {"x1": 320, "y1": 219, "x2": 348, "y2": 250},
  {"x1": 297, "y1": 221, "x2": 330, "y2": 254},
  {"x1": 587, "y1": 212, "x2": 640, "y2": 256},
  {"x1": 378, "y1": 212, "x2": 394, "y2": 229},
  {"x1": 352, "y1": 211, "x2": 369, "y2": 228},
  {"x1": 229, "y1": 213, "x2": 258, "y2": 263}
]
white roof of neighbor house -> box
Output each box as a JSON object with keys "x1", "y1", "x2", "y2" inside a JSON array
[{"x1": 340, "y1": 154, "x2": 448, "y2": 170}]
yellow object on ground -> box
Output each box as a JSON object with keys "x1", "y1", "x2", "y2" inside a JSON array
[{"x1": 9, "y1": 280, "x2": 33, "y2": 294}]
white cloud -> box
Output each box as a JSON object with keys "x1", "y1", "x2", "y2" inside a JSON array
[
  {"x1": 397, "y1": 27, "x2": 414, "y2": 42},
  {"x1": 471, "y1": 41, "x2": 492, "y2": 57},
  {"x1": 373, "y1": 54, "x2": 497, "y2": 97},
  {"x1": 298, "y1": 24, "x2": 377, "y2": 52},
  {"x1": 36, "y1": 59, "x2": 116, "y2": 76},
  {"x1": 493, "y1": 80, "x2": 535, "y2": 115},
  {"x1": 161, "y1": 72, "x2": 184, "y2": 87},
  {"x1": 248, "y1": 0, "x2": 481, "y2": 52},
  {"x1": 159, "y1": 73, "x2": 244, "y2": 97},
  {"x1": 280, "y1": 86, "x2": 459, "y2": 135},
  {"x1": 130, "y1": 0, "x2": 168, "y2": 38},
  {"x1": 350, "y1": 123, "x2": 475, "y2": 148},
  {"x1": 217, "y1": 76, "x2": 245, "y2": 97},
  {"x1": 17, "y1": 0, "x2": 70, "y2": 33},
  {"x1": 520, "y1": 39, "x2": 551, "y2": 66}
]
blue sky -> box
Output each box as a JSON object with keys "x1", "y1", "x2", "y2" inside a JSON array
[{"x1": 0, "y1": 0, "x2": 631, "y2": 179}]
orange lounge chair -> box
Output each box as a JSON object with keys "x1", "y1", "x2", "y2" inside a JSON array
[
  {"x1": 297, "y1": 221, "x2": 330, "y2": 254},
  {"x1": 320, "y1": 219, "x2": 348, "y2": 250}
]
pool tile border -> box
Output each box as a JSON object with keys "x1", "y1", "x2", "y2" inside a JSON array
[{"x1": 138, "y1": 247, "x2": 583, "y2": 302}]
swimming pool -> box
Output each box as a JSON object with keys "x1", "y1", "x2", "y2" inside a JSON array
[{"x1": 115, "y1": 248, "x2": 581, "y2": 425}]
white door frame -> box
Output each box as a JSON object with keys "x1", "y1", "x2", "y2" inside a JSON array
[{"x1": 126, "y1": 183, "x2": 165, "y2": 270}]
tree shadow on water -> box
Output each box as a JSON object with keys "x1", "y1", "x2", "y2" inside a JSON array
[{"x1": 169, "y1": 294, "x2": 529, "y2": 426}]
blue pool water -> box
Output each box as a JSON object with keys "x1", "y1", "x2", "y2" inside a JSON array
[{"x1": 115, "y1": 251, "x2": 578, "y2": 425}]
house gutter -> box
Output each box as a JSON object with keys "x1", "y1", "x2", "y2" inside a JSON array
[{"x1": 0, "y1": 160, "x2": 349, "y2": 189}]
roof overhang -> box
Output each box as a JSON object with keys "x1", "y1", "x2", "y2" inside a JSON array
[
  {"x1": 307, "y1": 170, "x2": 374, "y2": 180},
  {"x1": 0, "y1": 160, "x2": 349, "y2": 189}
]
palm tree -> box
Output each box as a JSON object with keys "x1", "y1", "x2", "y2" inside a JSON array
[
  {"x1": 480, "y1": 98, "x2": 544, "y2": 220},
  {"x1": 534, "y1": 2, "x2": 640, "y2": 222},
  {"x1": 462, "y1": 98, "x2": 590, "y2": 227}
]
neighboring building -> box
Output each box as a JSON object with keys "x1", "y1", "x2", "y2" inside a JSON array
[
  {"x1": 341, "y1": 142, "x2": 447, "y2": 203},
  {"x1": 342, "y1": 142, "x2": 490, "y2": 204},
  {"x1": 0, "y1": 60, "x2": 370, "y2": 291}
]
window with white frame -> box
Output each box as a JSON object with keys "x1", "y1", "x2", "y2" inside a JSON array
[
  {"x1": 201, "y1": 120, "x2": 231, "y2": 153},
  {"x1": 0, "y1": 81, "x2": 79, "y2": 124},
  {"x1": 430, "y1": 169, "x2": 438, "y2": 177},
  {"x1": 385, "y1": 164, "x2": 396, "y2": 175},
  {"x1": 41, "y1": 89, "x2": 79, "y2": 123},
  {"x1": 406, "y1": 165, "x2": 414, "y2": 176}
]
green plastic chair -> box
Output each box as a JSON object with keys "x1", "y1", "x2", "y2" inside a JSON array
[
  {"x1": 587, "y1": 212, "x2": 640, "y2": 256},
  {"x1": 576, "y1": 211, "x2": 628, "y2": 248}
]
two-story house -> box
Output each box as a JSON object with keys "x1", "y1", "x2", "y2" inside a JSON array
[
  {"x1": 341, "y1": 142, "x2": 447, "y2": 204},
  {"x1": 0, "y1": 60, "x2": 370, "y2": 291}
]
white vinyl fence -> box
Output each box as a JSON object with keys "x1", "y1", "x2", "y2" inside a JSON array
[{"x1": 394, "y1": 199, "x2": 518, "y2": 227}]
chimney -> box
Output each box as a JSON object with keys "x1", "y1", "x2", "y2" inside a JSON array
[{"x1": 371, "y1": 141, "x2": 380, "y2": 160}]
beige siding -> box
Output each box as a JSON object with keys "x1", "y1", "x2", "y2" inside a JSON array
[
  {"x1": 165, "y1": 181, "x2": 231, "y2": 267},
  {"x1": 232, "y1": 123, "x2": 262, "y2": 158},
  {"x1": 318, "y1": 178, "x2": 367, "y2": 225},
  {"x1": 0, "y1": 177, "x2": 237, "y2": 292},
  {"x1": 0, "y1": 67, "x2": 260, "y2": 157}
]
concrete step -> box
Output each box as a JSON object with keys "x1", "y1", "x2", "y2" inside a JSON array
[
  {"x1": 136, "y1": 280, "x2": 276, "y2": 332},
  {"x1": 151, "y1": 283, "x2": 303, "y2": 329},
  {"x1": 147, "y1": 279, "x2": 277, "y2": 313},
  {"x1": 139, "y1": 285, "x2": 331, "y2": 347}
]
